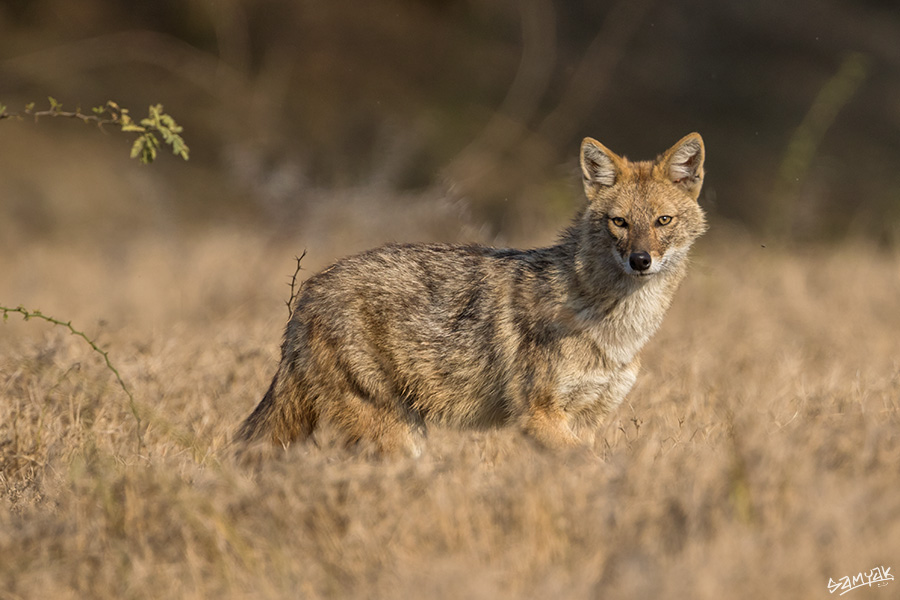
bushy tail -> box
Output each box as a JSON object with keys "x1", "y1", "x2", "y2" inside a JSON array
[
  {"x1": 236, "y1": 365, "x2": 319, "y2": 447},
  {"x1": 236, "y1": 374, "x2": 281, "y2": 443}
]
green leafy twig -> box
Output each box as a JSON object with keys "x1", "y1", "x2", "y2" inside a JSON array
[
  {"x1": 2, "y1": 304, "x2": 144, "y2": 453},
  {"x1": 0, "y1": 98, "x2": 189, "y2": 164}
]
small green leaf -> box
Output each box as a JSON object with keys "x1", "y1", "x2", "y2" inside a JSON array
[
  {"x1": 139, "y1": 106, "x2": 190, "y2": 161},
  {"x1": 149, "y1": 104, "x2": 163, "y2": 125},
  {"x1": 121, "y1": 123, "x2": 147, "y2": 133},
  {"x1": 141, "y1": 104, "x2": 162, "y2": 130},
  {"x1": 25, "y1": 102, "x2": 34, "y2": 112},
  {"x1": 130, "y1": 136, "x2": 146, "y2": 160},
  {"x1": 159, "y1": 112, "x2": 182, "y2": 134},
  {"x1": 48, "y1": 96, "x2": 61, "y2": 111},
  {"x1": 0, "y1": 103, "x2": 6, "y2": 114},
  {"x1": 131, "y1": 133, "x2": 160, "y2": 164},
  {"x1": 173, "y1": 139, "x2": 190, "y2": 161}
]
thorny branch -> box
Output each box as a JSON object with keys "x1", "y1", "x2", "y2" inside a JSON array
[
  {"x1": 1, "y1": 304, "x2": 144, "y2": 453},
  {"x1": 286, "y1": 250, "x2": 307, "y2": 320}
]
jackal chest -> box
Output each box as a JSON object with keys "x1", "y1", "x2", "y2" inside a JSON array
[
  {"x1": 577, "y1": 279, "x2": 672, "y2": 365},
  {"x1": 556, "y1": 360, "x2": 639, "y2": 412},
  {"x1": 552, "y1": 335, "x2": 641, "y2": 412}
]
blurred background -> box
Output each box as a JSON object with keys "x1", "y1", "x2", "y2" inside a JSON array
[{"x1": 1, "y1": 0, "x2": 899, "y2": 251}]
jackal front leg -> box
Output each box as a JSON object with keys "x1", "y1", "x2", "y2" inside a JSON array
[{"x1": 522, "y1": 402, "x2": 582, "y2": 449}]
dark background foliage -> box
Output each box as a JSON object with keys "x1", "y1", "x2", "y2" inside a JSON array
[{"x1": 2, "y1": 0, "x2": 899, "y2": 243}]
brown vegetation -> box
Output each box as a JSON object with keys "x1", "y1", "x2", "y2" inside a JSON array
[{"x1": 2, "y1": 223, "x2": 898, "y2": 599}]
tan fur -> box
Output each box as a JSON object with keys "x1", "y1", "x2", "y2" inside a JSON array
[{"x1": 238, "y1": 133, "x2": 707, "y2": 455}]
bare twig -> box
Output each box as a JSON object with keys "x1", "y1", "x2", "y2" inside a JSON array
[{"x1": 286, "y1": 250, "x2": 307, "y2": 320}]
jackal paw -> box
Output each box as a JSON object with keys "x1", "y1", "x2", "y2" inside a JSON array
[{"x1": 523, "y1": 411, "x2": 581, "y2": 450}]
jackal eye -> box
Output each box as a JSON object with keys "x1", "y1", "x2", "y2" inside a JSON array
[
  {"x1": 656, "y1": 215, "x2": 673, "y2": 226},
  {"x1": 610, "y1": 217, "x2": 627, "y2": 228}
]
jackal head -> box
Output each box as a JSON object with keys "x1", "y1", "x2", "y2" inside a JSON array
[{"x1": 579, "y1": 133, "x2": 707, "y2": 277}]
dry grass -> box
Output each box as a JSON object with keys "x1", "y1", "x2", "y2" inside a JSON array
[{"x1": 2, "y1": 224, "x2": 899, "y2": 599}]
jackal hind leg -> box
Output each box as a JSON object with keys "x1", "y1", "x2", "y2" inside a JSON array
[{"x1": 321, "y1": 388, "x2": 425, "y2": 457}]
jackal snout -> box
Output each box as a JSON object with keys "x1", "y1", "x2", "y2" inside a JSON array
[{"x1": 628, "y1": 251, "x2": 652, "y2": 272}]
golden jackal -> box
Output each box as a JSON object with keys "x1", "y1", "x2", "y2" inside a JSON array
[{"x1": 238, "y1": 133, "x2": 707, "y2": 454}]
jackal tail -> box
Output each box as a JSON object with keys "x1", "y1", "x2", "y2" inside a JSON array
[{"x1": 236, "y1": 369, "x2": 317, "y2": 446}]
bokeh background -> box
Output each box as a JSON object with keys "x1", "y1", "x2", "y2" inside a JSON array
[{"x1": 2, "y1": 0, "x2": 899, "y2": 248}]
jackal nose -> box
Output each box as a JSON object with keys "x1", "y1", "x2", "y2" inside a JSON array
[{"x1": 629, "y1": 251, "x2": 652, "y2": 272}]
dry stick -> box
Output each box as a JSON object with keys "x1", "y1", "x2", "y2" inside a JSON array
[
  {"x1": 285, "y1": 249, "x2": 307, "y2": 320},
  {"x1": 1, "y1": 305, "x2": 144, "y2": 454}
]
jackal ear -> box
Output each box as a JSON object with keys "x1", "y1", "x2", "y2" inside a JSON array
[
  {"x1": 662, "y1": 133, "x2": 705, "y2": 199},
  {"x1": 580, "y1": 138, "x2": 620, "y2": 188}
]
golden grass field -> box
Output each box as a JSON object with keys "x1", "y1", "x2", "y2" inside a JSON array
[{"x1": 2, "y1": 220, "x2": 899, "y2": 599}]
